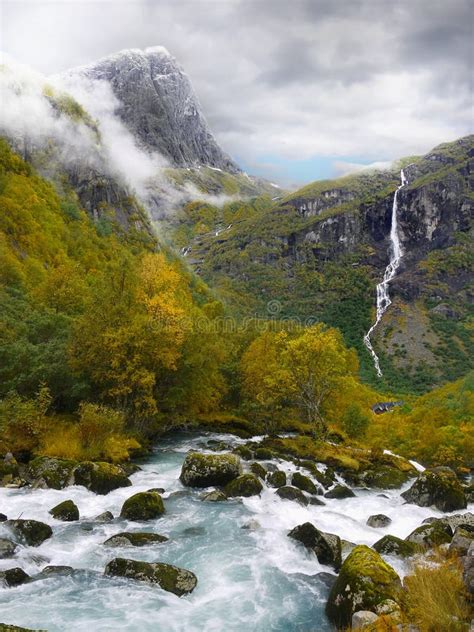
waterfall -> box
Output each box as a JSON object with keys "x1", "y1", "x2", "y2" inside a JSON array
[{"x1": 364, "y1": 169, "x2": 408, "y2": 377}]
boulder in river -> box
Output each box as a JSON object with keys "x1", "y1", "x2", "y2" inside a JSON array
[
  {"x1": 49, "y1": 500, "x2": 79, "y2": 522},
  {"x1": 27, "y1": 457, "x2": 76, "y2": 490},
  {"x1": 266, "y1": 470, "x2": 286, "y2": 488},
  {"x1": 199, "y1": 490, "x2": 227, "y2": 502},
  {"x1": 0, "y1": 513, "x2": 7, "y2": 522},
  {"x1": 95, "y1": 511, "x2": 114, "y2": 523},
  {"x1": 104, "y1": 558, "x2": 197, "y2": 596},
  {"x1": 449, "y1": 527, "x2": 474, "y2": 557},
  {"x1": 6, "y1": 520, "x2": 52, "y2": 547},
  {"x1": 0, "y1": 538, "x2": 17, "y2": 559},
  {"x1": 0, "y1": 567, "x2": 30, "y2": 587},
  {"x1": 324, "y1": 484, "x2": 355, "y2": 499},
  {"x1": 73, "y1": 461, "x2": 132, "y2": 495},
  {"x1": 253, "y1": 447, "x2": 275, "y2": 461},
  {"x1": 276, "y1": 486, "x2": 308, "y2": 506},
  {"x1": 225, "y1": 474, "x2": 263, "y2": 497},
  {"x1": 120, "y1": 491, "x2": 165, "y2": 521},
  {"x1": 325, "y1": 545, "x2": 402, "y2": 627},
  {"x1": 104, "y1": 532, "x2": 168, "y2": 547},
  {"x1": 288, "y1": 522, "x2": 342, "y2": 570},
  {"x1": 180, "y1": 452, "x2": 241, "y2": 488},
  {"x1": 361, "y1": 465, "x2": 411, "y2": 490},
  {"x1": 366, "y1": 514, "x2": 392, "y2": 528},
  {"x1": 373, "y1": 534, "x2": 418, "y2": 558},
  {"x1": 291, "y1": 472, "x2": 318, "y2": 495},
  {"x1": 37, "y1": 565, "x2": 74, "y2": 578},
  {"x1": 405, "y1": 522, "x2": 453, "y2": 548},
  {"x1": 249, "y1": 462, "x2": 267, "y2": 480},
  {"x1": 401, "y1": 467, "x2": 467, "y2": 512}
]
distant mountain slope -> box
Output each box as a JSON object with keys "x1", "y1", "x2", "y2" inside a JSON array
[
  {"x1": 61, "y1": 47, "x2": 240, "y2": 173},
  {"x1": 177, "y1": 136, "x2": 474, "y2": 393}
]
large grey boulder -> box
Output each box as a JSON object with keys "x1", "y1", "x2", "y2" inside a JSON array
[
  {"x1": 0, "y1": 538, "x2": 17, "y2": 559},
  {"x1": 120, "y1": 491, "x2": 165, "y2": 521},
  {"x1": 288, "y1": 522, "x2": 342, "y2": 570},
  {"x1": 352, "y1": 611, "x2": 379, "y2": 629},
  {"x1": 73, "y1": 462, "x2": 132, "y2": 495},
  {"x1": 401, "y1": 467, "x2": 467, "y2": 512},
  {"x1": 49, "y1": 500, "x2": 79, "y2": 522},
  {"x1": 180, "y1": 452, "x2": 241, "y2": 488},
  {"x1": 0, "y1": 567, "x2": 30, "y2": 587},
  {"x1": 103, "y1": 532, "x2": 168, "y2": 547},
  {"x1": 6, "y1": 520, "x2": 52, "y2": 547},
  {"x1": 104, "y1": 558, "x2": 197, "y2": 596}
]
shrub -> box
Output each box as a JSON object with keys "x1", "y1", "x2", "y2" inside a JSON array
[
  {"x1": 342, "y1": 403, "x2": 370, "y2": 438},
  {"x1": 0, "y1": 385, "x2": 51, "y2": 453}
]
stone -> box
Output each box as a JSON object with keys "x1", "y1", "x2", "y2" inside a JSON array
[
  {"x1": 373, "y1": 535, "x2": 418, "y2": 558},
  {"x1": 0, "y1": 513, "x2": 7, "y2": 522},
  {"x1": 241, "y1": 519, "x2": 260, "y2": 530},
  {"x1": 253, "y1": 447, "x2": 275, "y2": 461},
  {"x1": 0, "y1": 538, "x2": 17, "y2": 559},
  {"x1": 352, "y1": 611, "x2": 379, "y2": 629},
  {"x1": 224, "y1": 474, "x2": 263, "y2": 497},
  {"x1": 308, "y1": 496, "x2": 325, "y2": 506},
  {"x1": 249, "y1": 462, "x2": 266, "y2": 479},
  {"x1": 104, "y1": 558, "x2": 197, "y2": 596},
  {"x1": 449, "y1": 527, "x2": 473, "y2": 556},
  {"x1": 288, "y1": 522, "x2": 342, "y2": 570},
  {"x1": 199, "y1": 490, "x2": 227, "y2": 502},
  {"x1": 179, "y1": 452, "x2": 241, "y2": 487},
  {"x1": 0, "y1": 625, "x2": 42, "y2": 631},
  {"x1": 73, "y1": 461, "x2": 132, "y2": 495},
  {"x1": 276, "y1": 486, "x2": 308, "y2": 506},
  {"x1": 147, "y1": 488, "x2": 165, "y2": 494},
  {"x1": 232, "y1": 446, "x2": 253, "y2": 461},
  {"x1": 291, "y1": 472, "x2": 318, "y2": 494},
  {"x1": 103, "y1": 532, "x2": 168, "y2": 547},
  {"x1": 6, "y1": 520, "x2": 53, "y2": 547},
  {"x1": 362, "y1": 466, "x2": 411, "y2": 490},
  {"x1": 0, "y1": 567, "x2": 30, "y2": 587},
  {"x1": 405, "y1": 522, "x2": 453, "y2": 548},
  {"x1": 38, "y1": 565, "x2": 74, "y2": 577},
  {"x1": 326, "y1": 545, "x2": 402, "y2": 627},
  {"x1": 367, "y1": 514, "x2": 392, "y2": 528},
  {"x1": 95, "y1": 511, "x2": 114, "y2": 523},
  {"x1": 27, "y1": 457, "x2": 76, "y2": 490},
  {"x1": 49, "y1": 500, "x2": 79, "y2": 522},
  {"x1": 324, "y1": 484, "x2": 355, "y2": 499},
  {"x1": 401, "y1": 467, "x2": 467, "y2": 512},
  {"x1": 120, "y1": 492, "x2": 165, "y2": 521},
  {"x1": 266, "y1": 470, "x2": 286, "y2": 488},
  {"x1": 462, "y1": 541, "x2": 474, "y2": 595}
]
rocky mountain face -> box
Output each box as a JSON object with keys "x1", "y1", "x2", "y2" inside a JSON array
[
  {"x1": 180, "y1": 136, "x2": 473, "y2": 392},
  {"x1": 63, "y1": 47, "x2": 240, "y2": 173}
]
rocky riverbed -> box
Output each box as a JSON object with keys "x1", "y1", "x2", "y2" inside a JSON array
[{"x1": 0, "y1": 432, "x2": 472, "y2": 631}]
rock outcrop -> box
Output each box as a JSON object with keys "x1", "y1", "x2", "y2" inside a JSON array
[
  {"x1": 180, "y1": 452, "x2": 241, "y2": 488},
  {"x1": 401, "y1": 467, "x2": 467, "y2": 512},
  {"x1": 104, "y1": 558, "x2": 197, "y2": 596}
]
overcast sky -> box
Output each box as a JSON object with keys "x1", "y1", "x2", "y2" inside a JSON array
[{"x1": 1, "y1": 0, "x2": 473, "y2": 185}]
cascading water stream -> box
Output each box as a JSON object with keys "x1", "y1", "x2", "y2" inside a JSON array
[{"x1": 364, "y1": 169, "x2": 408, "y2": 377}]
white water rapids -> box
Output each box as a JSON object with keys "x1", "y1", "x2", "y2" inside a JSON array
[
  {"x1": 0, "y1": 431, "x2": 468, "y2": 631},
  {"x1": 364, "y1": 170, "x2": 408, "y2": 377}
]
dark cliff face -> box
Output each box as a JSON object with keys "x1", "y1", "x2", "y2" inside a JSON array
[{"x1": 64, "y1": 47, "x2": 240, "y2": 173}]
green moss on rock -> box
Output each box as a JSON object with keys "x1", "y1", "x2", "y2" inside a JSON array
[
  {"x1": 103, "y1": 532, "x2": 168, "y2": 547},
  {"x1": 401, "y1": 467, "x2": 467, "y2": 512},
  {"x1": 120, "y1": 492, "x2": 165, "y2": 522},
  {"x1": 324, "y1": 484, "x2": 355, "y2": 499},
  {"x1": 250, "y1": 462, "x2": 267, "y2": 479},
  {"x1": 291, "y1": 472, "x2": 318, "y2": 494},
  {"x1": 180, "y1": 452, "x2": 241, "y2": 487},
  {"x1": 225, "y1": 473, "x2": 263, "y2": 497},
  {"x1": 49, "y1": 500, "x2": 79, "y2": 522},
  {"x1": 0, "y1": 567, "x2": 30, "y2": 587},
  {"x1": 373, "y1": 534, "x2": 418, "y2": 558},
  {"x1": 73, "y1": 461, "x2": 132, "y2": 495},
  {"x1": 362, "y1": 466, "x2": 411, "y2": 490},
  {"x1": 104, "y1": 558, "x2": 197, "y2": 596},
  {"x1": 27, "y1": 457, "x2": 77, "y2": 490},
  {"x1": 288, "y1": 522, "x2": 342, "y2": 570},
  {"x1": 405, "y1": 522, "x2": 453, "y2": 548},
  {"x1": 276, "y1": 486, "x2": 308, "y2": 506},
  {"x1": 6, "y1": 519, "x2": 52, "y2": 547},
  {"x1": 266, "y1": 470, "x2": 286, "y2": 488},
  {"x1": 326, "y1": 545, "x2": 402, "y2": 627}
]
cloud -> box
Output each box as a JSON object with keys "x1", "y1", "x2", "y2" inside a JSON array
[{"x1": 1, "y1": 0, "x2": 473, "y2": 184}]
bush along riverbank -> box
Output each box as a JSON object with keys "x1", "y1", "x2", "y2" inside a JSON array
[{"x1": 0, "y1": 430, "x2": 472, "y2": 631}]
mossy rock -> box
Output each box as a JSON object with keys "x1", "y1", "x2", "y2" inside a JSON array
[
  {"x1": 95, "y1": 511, "x2": 114, "y2": 522},
  {"x1": 300, "y1": 461, "x2": 334, "y2": 487},
  {"x1": 401, "y1": 467, "x2": 467, "y2": 512},
  {"x1": 180, "y1": 452, "x2": 241, "y2": 487},
  {"x1": 449, "y1": 527, "x2": 474, "y2": 556},
  {"x1": 199, "y1": 490, "x2": 228, "y2": 502},
  {"x1": 266, "y1": 470, "x2": 286, "y2": 488},
  {"x1": 373, "y1": 534, "x2": 418, "y2": 558},
  {"x1": 73, "y1": 461, "x2": 132, "y2": 495},
  {"x1": 405, "y1": 522, "x2": 453, "y2": 548},
  {"x1": 288, "y1": 522, "x2": 342, "y2": 570},
  {"x1": 27, "y1": 457, "x2": 77, "y2": 490},
  {"x1": 104, "y1": 557, "x2": 197, "y2": 596},
  {"x1": 362, "y1": 466, "x2": 411, "y2": 490},
  {"x1": 253, "y1": 447, "x2": 275, "y2": 461},
  {"x1": 0, "y1": 460, "x2": 19, "y2": 486},
  {"x1": 6, "y1": 519, "x2": 52, "y2": 547},
  {"x1": 0, "y1": 567, "x2": 30, "y2": 587},
  {"x1": 232, "y1": 446, "x2": 253, "y2": 461},
  {"x1": 276, "y1": 486, "x2": 308, "y2": 506},
  {"x1": 120, "y1": 492, "x2": 165, "y2": 521},
  {"x1": 324, "y1": 484, "x2": 355, "y2": 499},
  {"x1": 0, "y1": 538, "x2": 17, "y2": 559},
  {"x1": 49, "y1": 500, "x2": 79, "y2": 522},
  {"x1": 225, "y1": 474, "x2": 263, "y2": 497},
  {"x1": 0, "y1": 624, "x2": 43, "y2": 631},
  {"x1": 291, "y1": 472, "x2": 318, "y2": 494},
  {"x1": 366, "y1": 514, "x2": 391, "y2": 528},
  {"x1": 103, "y1": 532, "x2": 168, "y2": 547},
  {"x1": 326, "y1": 545, "x2": 402, "y2": 627},
  {"x1": 250, "y1": 462, "x2": 267, "y2": 479}
]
